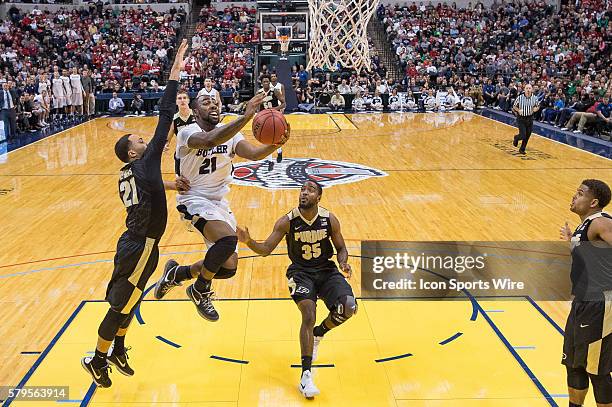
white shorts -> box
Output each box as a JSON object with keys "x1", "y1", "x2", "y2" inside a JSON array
[
  {"x1": 71, "y1": 92, "x2": 83, "y2": 106},
  {"x1": 177, "y1": 196, "x2": 238, "y2": 251},
  {"x1": 53, "y1": 96, "x2": 65, "y2": 109}
]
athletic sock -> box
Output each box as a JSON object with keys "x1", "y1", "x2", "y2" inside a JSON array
[
  {"x1": 174, "y1": 265, "x2": 192, "y2": 283},
  {"x1": 114, "y1": 335, "x2": 125, "y2": 355},
  {"x1": 301, "y1": 355, "x2": 312, "y2": 373},
  {"x1": 569, "y1": 403, "x2": 583, "y2": 407},
  {"x1": 194, "y1": 275, "x2": 211, "y2": 293},
  {"x1": 92, "y1": 349, "x2": 107, "y2": 368},
  {"x1": 313, "y1": 323, "x2": 331, "y2": 337}
]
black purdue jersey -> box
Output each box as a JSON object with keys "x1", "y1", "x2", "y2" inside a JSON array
[
  {"x1": 570, "y1": 212, "x2": 612, "y2": 300},
  {"x1": 118, "y1": 80, "x2": 178, "y2": 240},
  {"x1": 259, "y1": 88, "x2": 280, "y2": 110},
  {"x1": 173, "y1": 110, "x2": 195, "y2": 135},
  {"x1": 286, "y1": 207, "x2": 336, "y2": 272}
]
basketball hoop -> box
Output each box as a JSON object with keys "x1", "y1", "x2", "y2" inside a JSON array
[
  {"x1": 307, "y1": 0, "x2": 380, "y2": 71},
  {"x1": 276, "y1": 26, "x2": 292, "y2": 59},
  {"x1": 279, "y1": 35, "x2": 290, "y2": 54}
]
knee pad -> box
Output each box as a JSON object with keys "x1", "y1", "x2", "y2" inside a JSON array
[
  {"x1": 98, "y1": 309, "x2": 129, "y2": 341},
  {"x1": 120, "y1": 310, "x2": 135, "y2": 329},
  {"x1": 589, "y1": 373, "x2": 612, "y2": 404},
  {"x1": 330, "y1": 296, "x2": 357, "y2": 325},
  {"x1": 567, "y1": 366, "x2": 589, "y2": 390},
  {"x1": 214, "y1": 267, "x2": 237, "y2": 279},
  {"x1": 203, "y1": 236, "x2": 238, "y2": 274}
]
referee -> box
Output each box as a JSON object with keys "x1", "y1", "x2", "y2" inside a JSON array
[{"x1": 512, "y1": 84, "x2": 540, "y2": 154}]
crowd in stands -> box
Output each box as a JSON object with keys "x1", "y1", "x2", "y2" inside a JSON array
[
  {"x1": 370, "y1": 0, "x2": 611, "y2": 137},
  {"x1": 1, "y1": 3, "x2": 184, "y2": 139},
  {"x1": 182, "y1": 4, "x2": 257, "y2": 95}
]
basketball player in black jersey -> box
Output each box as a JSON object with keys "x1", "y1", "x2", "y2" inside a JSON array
[
  {"x1": 80, "y1": 40, "x2": 189, "y2": 388},
  {"x1": 258, "y1": 74, "x2": 285, "y2": 167},
  {"x1": 560, "y1": 179, "x2": 612, "y2": 407},
  {"x1": 164, "y1": 91, "x2": 195, "y2": 152},
  {"x1": 237, "y1": 180, "x2": 355, "y2": 398}
]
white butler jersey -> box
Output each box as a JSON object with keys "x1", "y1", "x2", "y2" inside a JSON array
[{"x1": 175, "y1": 122, "x2": 244, "y2": 201}]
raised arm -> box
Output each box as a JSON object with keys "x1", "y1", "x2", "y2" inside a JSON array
[
  {"x1": 237, "y1": 215, "x2": 289, "y2": 256},
  {"x1": 186, "y1": 92, "x2": 266, "y2": 150},
  {"x1": 329, "y1": 212, "x2": 351, "y2": 277},
  {"x1": 143, "y1": 39, "x2": 188, "y2": 159}
]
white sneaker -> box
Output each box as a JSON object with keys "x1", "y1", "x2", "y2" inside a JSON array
[
  {"x1": 312, "y1": 336, "x2": 323, "y2": 362},
  {"x1": 573, "y1": 130, "x2": 581, "y2": 134},
  {"x1": 298, "y1": 370, "x2": 320, "y2": 398},
  {"x1": 560, "y1": 127, "x2": 569, "y2": 131}
]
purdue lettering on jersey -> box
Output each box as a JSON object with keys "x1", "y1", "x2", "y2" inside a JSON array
[
  {"x1": 173, "y1": 110, "x2": 195, "y2": 135},
  {"x1": 570, "y1": 212, "x2": 612, "y2": 300},
  {"x1": 259, "y1": 88, "x2": 279, "y2": 110},
  {"x1": 286, "y1": 207, "x2": 336, "y2": 272}
]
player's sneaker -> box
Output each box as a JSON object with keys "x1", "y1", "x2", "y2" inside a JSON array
[
  {"x1": 186, "y1": 284, "x2": 219, "y2": 321},
  {"x1": 298, "y1": 370, "x2": 320, "y2": 398},
  {"x1": 312, "y1": 336, "x2": 323, "y2": 362},
  {"x1": 106, "y1": 348, "x2": 134, "y2": 376},
  {"x1": 276, "y1": 151, "x2": 283, "y2": 163},
  {"x1": 81, "y1": 357, "x2": 112, "y2": 388},
  {"x1": 154, "y1": 259, "x2": 182, "y2": 299}
]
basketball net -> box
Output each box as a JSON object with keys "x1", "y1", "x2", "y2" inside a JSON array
[
  {"x1": 307, "y1": 0, "x2": 380, "y2": 71},
  {"x1": 279, "y1": 35, "x2": 290, "y2": 54}
]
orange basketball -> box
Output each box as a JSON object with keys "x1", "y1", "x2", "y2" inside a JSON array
[{"x1": 252, "y1": 109, "x2": 287, "y2": 145}]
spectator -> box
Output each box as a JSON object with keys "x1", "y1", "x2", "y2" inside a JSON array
[
  {"x1": 108, "y1": 92, "x2": 125, "y2": 115},
  {"x1": 329, "y1": 90, "x2": 345, "y2": 111},
  {"x1": 131, "y1": 94, "x2": 145, "y2": 116},
  {"x1": 0, "y1": 82, "x2": 18, "y2": 140}
]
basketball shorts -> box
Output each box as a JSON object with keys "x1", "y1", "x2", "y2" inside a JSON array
[
  {"x1": 71, "y1": 91, "x2": 83, "y2": 106},
  {"x1": 176, "y1": 196, "x2": 238, "y2": 253},
  {"x1": 105, "y1": 232, "x2": 160, "y2": 314},
  {"x1": 562, "y1": 294, "x2": 612, "y2": 375},
  {"x1": 287, "y1": 267, "x2": 354, "y2": 311},
  {"x1": 52, "y1": 96, "x2": 65, "y2": 109}
]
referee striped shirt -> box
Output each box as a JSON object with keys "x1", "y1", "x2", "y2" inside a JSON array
[{"x1": 513, "y1": 93, "x2": 540, "y2": 116}]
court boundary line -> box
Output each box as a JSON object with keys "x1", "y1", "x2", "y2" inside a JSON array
[
  {"x1": 2, "y1": 301, "x2": 87, "y2": 407},
  {"x1": 4, "y1": 296, "x2": 563, "y2": 407},
  {"x1": 476, "y1": 112, "x2": 611, "y2": 161},
  {"x1": 4, "y1": 119, "x2": 95, "y2": 155},
  {"x1": 524, "y1": 296, "x2": 565, "y2": 335},
  {"x1": 475, "y1": 302, "x2": 558, "y2": 406}
]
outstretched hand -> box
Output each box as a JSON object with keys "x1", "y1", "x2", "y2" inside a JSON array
[
  {"x1": 236, "y1": 225, "x2": 251, "y2": 243},
  {"x1": 244, "y1": 93, "x2": 266, "y2": 118},
  {"x1": 274, "y1": 121, "x2": 290, "y2": 147},
  {"x1": 170, "y1": 39, "x2": 189, "y2": 80},
  {"x1": 560, "y1": 221, "x2": 572, "y2": 241}
]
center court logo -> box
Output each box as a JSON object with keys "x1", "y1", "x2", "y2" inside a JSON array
[{"x1": 232, "y1": 158, "x2": 387, "y2": 190}]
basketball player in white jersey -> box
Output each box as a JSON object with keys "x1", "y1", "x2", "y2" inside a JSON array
[
  {"x1": 153, "y1": 91, "x2": 290, "y2": 321},
  {"x1": 70, "y1": 67, "x2": 85, "y2": 115},
  {"x1": 258, "y1": 74, "x2": 286, "y2": 167},
  {"x1": 61, "y1": 69, "x2": 73, "y2": 116},
  {"x1": 197, "y1": 78, "x2": 222, "y2": 112},
  {"x1": 51, "y1": 72, "x2": 66, "y2": 121}
]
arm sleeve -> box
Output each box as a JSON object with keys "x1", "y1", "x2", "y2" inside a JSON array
[{"x1": 143, "y1": 80, "x2": 179, "y2": 161}]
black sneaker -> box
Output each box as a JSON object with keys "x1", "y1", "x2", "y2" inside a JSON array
[
  {"x1": 81, "y1": 357, "x2": 112, "y2": 388},
  {"x1": 107, "y1": 348, "x2": 134, "y2": 376},
  {"x1": 186, "y1": 284, "x2": 219, "y2": 321},
  {"x1": 154, "y1": 259, "x2": 182, "y2": 299},
  {"x1": 267, "y1": 160, "x2": 274, "y2": 171},
  {"x1": 276, "y1": 151, "x2": 283, "y2": 163}
]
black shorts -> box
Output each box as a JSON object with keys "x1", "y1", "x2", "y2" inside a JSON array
[
  {"x1": 562, "y1": 297, "x2": 612, "y2": 375},
  {"x1": 287, "y1": 267, "x2": 354, "y2": 310},
  {"x1": 105, "y1": 232, "x2": 160, "y2": 314}
]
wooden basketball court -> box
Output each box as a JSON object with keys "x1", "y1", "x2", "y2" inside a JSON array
[{"x1": 1, "y1": 112, "x2": 610, "y2": 406}]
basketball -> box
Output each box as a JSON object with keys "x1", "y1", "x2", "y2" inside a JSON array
[{"x1": 252, "y1": 109, "x2": 287, "y2": 145}]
